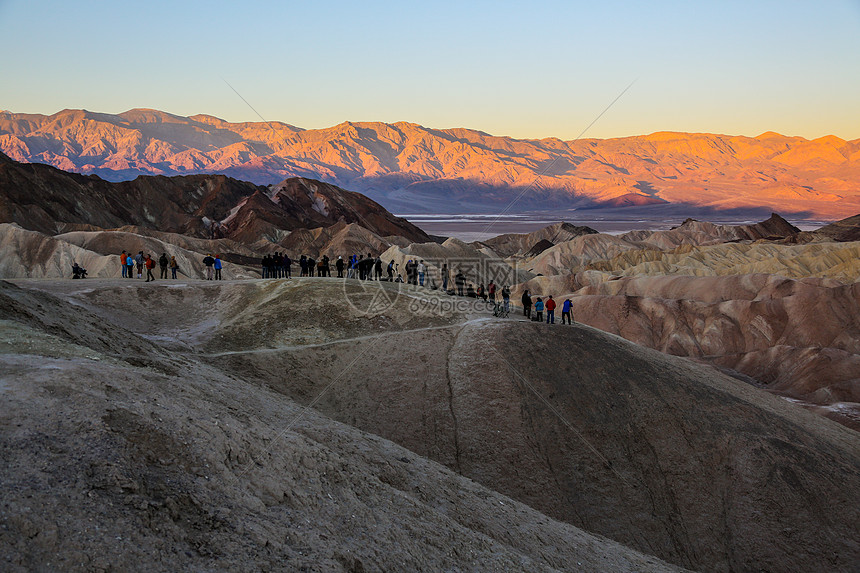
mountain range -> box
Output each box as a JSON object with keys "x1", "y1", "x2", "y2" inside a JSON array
[{"x1": 1, "y1": 108, "x2": 858, "y2": 218}]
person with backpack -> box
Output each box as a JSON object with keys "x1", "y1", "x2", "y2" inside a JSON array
[
  {"x1": 387, "y1": 260, "x2": 395, "y2": 281},
  {"x1": 545, "y1": 295, "x2": 556, "y2": 324},
  {"x1": 214, "y1": 255, "x2": 223, "y2": 280},
  {"x1": 144, "y1": 254, "x2": 156, "y2": 282},
  {"x1": 561, "y1": 298, "x2": 573, "y2": 324},
  {"x1": 158, "y1": 253, "x2": 169, "y2": 279},
  {"x1": 501, "y1": 285, "x2": 511, "y2": 313},
  {"x1": 534, "y1": 297, "x2": 544, "y2": 322},
  {"x1": 202, "y1": 254, "x2": 215, "y2": 280},
  {"x1": 521, "y1": 289, "x2": 532, "y2": 319}
]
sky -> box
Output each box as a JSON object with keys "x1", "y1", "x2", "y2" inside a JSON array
[{"x1": 1, "y1": 0, "x2": 858, "y2": 141}]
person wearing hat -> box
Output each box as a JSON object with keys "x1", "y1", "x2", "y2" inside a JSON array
[{"x1": 202, "y1": 253, "x2": 215, "y2": 280}]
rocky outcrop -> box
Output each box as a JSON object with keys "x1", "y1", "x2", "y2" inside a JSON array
[
  {"x1": 279, "y1": 221, "x2": 392, "y2": 259},
  {"x1": 817, "y1": 213, "x2": 860, "y2": 242},
  {"x1": 272, "y1": 177, "x2": 430, "y2": 243},
  {"x1": 480, "y1": 222, "x2": 599, "y2": 258}
]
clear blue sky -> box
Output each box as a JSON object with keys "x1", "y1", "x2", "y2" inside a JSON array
[{"x1": 1, "y1": 0, "x2": 858, "y2": 140}]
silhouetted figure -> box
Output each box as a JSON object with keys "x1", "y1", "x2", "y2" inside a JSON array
[
  {"x1": 455, "y1": 271, "x2": 466, "y2": 296},
  {"x1": 71, "y1": 262, "x2": 87, "y2": 279},
  {"x1": 159, "y1": 253, "x2": 169, "y2": 279},
  {"x1": 521, "y1": 289, "x2": 532, "y2": 319}
]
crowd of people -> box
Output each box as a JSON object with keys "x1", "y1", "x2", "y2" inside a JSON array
[
  {"x1": 519, "y1": 290, "x2": 574, "y2": 324},
  {"x1": 99, "y1": 249, "x2": 574, "y2": 324},
  {"x1": 113, "y1": 250, "x2": 207, "y2": 281}
]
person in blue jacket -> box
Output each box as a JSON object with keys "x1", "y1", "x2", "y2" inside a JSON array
[
  {"x1": 214, "y1": 254, "x2": 223, "y2": 280},
  {"x1": 534, "y1": 297, "x2": 544, "y2": 322},
  {"x1": 561, "y1": 298, "x2": 573, "y2": 324}
]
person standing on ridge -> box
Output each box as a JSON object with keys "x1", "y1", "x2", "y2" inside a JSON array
[
  {"x1": 144, "y1": 254, "x2": 156, "y2": 282},
  {"x1": 501, "y1": 285, "x2": 511, "y2": 313},
  {"x1": 170, "y1": 255, "x2": 178, "y2": 279},
  {"x1": 488, "y1": 280, "x2": 496, "y2": 302},
  {"x1": 336, "y1": 255, "x2": 344, "y2": 278},
  {"x1": 561, "y1": 298, "x2": 573, "y2": 324},
  {"x1": 455, "y1": 270, "x2": 466, "y2": 296},
  {"x1": 545, "y1": 295, "x2": 556, "y2": 324},
  {"x1": 202, "y1": 253, "x2": 215, "y2": 280},
  {"x1": 521, "y1": 289, "x2": 532, "y2": 319},
  {"x1": 534, "y1": 297, "x2": 544, "y2": 322},
  {"x1": 135, "y1": 251, "x2": 144, "y2": 279},
  {"x1": 441, "y1": 263, "x2": 449, "y2": 292},
  {"x1": 158, "y1": 253, "x2": 169, "y2": 279},
  {"x1": 214, "y1": 254, "x2": 223, "y2": 280},
  {"x1": 120, "y1": 250, "x2": 128, "y2": 278},
  {"x1": 417, "y1": 260, "x2": 426, "y2": 286},
  {"x1": 126, "y1": 251, "x2": 134, "y2": 278}
]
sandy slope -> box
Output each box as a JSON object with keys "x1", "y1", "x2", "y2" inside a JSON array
[
  {"x1": 9, "y1": 278, "x2": 858, "y2": 573},
  {"x1": 0, "y1": 279, "x2": 683, "y2": 572}
]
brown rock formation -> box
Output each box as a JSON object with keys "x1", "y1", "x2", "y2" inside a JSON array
[
  {"x1": 816, "y1": 213, "x2": 860, "y2": 242},
  {"x1": 517, "y1": 273, "x2": 860, "y2": 430},
  {"x1": 0, "y1": 155, "x2": 428, "y2": 245},
  {"x1": 481, "y1": 221, "x2": 599, "y2": 258}
]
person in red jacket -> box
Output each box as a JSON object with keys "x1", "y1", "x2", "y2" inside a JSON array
[
  {"x1": 144, "y1": 254, "x2": 156, "y2": 282},
  {"x1": 545, "y1": 295, "x2": 556, "y2": 324}
]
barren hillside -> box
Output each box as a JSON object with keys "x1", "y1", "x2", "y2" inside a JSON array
[{"x1": 7, "y1": 278, "x2": 857, "y2": 573}]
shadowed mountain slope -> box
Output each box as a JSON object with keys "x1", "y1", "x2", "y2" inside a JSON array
[{"x1": 0, "y1": 155, "x2": 428, "y2": 243}]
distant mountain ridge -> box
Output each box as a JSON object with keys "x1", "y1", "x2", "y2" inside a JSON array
[{"x1": 1, "y1": 108, "x2": 859, "y2": 218}]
